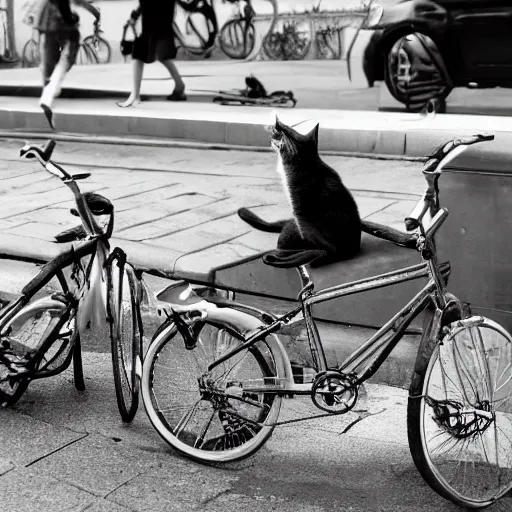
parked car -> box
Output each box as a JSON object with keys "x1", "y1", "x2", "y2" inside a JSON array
[{"x1": 357, "y1": 0, "x2": 512, "y2": 112}]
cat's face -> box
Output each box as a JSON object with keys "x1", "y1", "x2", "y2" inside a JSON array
[{"x1": 270, "y1": 117, "x2": 319, "y2": 158}]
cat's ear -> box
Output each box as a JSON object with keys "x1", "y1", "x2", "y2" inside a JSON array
[
  {"x1": 306, "y1": 123, "x2": 320, "y2": 145},
  {"x1": 273, "y1": 112, "x2": 285, "y2": 131}
]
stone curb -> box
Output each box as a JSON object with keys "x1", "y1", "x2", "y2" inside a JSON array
[{"x1": 3, "y1": 99, "x2": 512, "y2": 158}]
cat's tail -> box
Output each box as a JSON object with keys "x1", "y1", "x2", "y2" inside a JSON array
[
  {"x1": 238, "y1": 207, "x2": 288, "y2": 233},
  {"x1": 361, "y1": 220, "x2": 418, "y2": 249}
]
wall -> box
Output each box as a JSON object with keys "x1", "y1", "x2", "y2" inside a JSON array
[
  {"x1": 13, "y1": 0, "x2": 376, "y2": 62},
  {"x1": 13, "y1": 0, "x2": 253, "y2": 59}
]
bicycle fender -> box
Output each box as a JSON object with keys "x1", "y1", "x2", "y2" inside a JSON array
[
  {"x1": 77, "y1": 241, "x2": 108, "y2": 334},
  {"x1": 156, "y1": 301, "x2": 293, "y2": 386},
  {"x1": 409, "y1": 292, "x2": 462, "y2": 396},
  {"x1": 5, "y1": 297, "x2": 68, "y2": 332}
]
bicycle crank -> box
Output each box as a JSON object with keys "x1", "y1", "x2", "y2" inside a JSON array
[{"x1": 311, "y1": 370, "x2": 359, "y2": 414}]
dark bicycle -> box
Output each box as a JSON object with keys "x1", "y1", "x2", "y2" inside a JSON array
[{"x1": 0, "y1": 140, "x2": 143, "y2": 424}]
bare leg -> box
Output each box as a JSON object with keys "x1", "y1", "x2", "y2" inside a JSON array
[
  {"x1": 118, "y1": 59, "x2": 144, "y2": 107},
  {"x1": 39, "y1": 38, "x2": 76, "y2": 129},
  {"x1": 160, "y1": 58, "x2": 186, "y2": 98},
  {"x1": 40, "y1": 34, "x2": 60, "y2": 87}
]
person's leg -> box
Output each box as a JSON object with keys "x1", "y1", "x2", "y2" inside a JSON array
[
  {"x1": 39, "y1": 32, "x2": 78, "y2": 129},
  {"x1": 117, "y1": 58, "x2": 144, "y2": 107},
  {"x1": 160, "y1": 59, "x2": 186, "y2": 100},
  {"x1": 40, "y1": 33, "x2": 60, "y2": 87}
]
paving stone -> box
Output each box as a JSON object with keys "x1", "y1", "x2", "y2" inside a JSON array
[
  {"x1": 234, "y1": 230, "x2": 279, "y2": 252},
  {"x1": 112, "y1": 182, "x2": 181, "y2": 206},
  {"x1": 108, "y1": 466, "x2": 236, "y2": 512},
  {"x1": 84, "y1": 498, "x2": 133, "y2": 512},
  {"x1": 2, "y1": 221, "x2": 63, "y2": 241},
  {"x1": 355, "y1": 196, "x2": 397, "y2": 218},
  {"x1": 364, "y1": 199, "x2": 419, "y2": 231},
  {"x1": 0, "y1": 171, "x2": 51, "y2": 192},
  {"x1": 0, "y1": 458, "x2": 15, "y2": 476},
  {"x1": 31, "y1": 434, "x2": 156, "y2": 498},
  {"x1": 98, "y1": 181, "x2": 178, "y2": 201},
  {"x1": 115, "y1": 193, "x2": 221, "y2": 231},
  {"x1": 155, "y1": 214, "x2": 251, "y2": 254},
  {"x1": 0, "y1": 468, "x2": 95, "y2": 512},
  {"x1": 173, "y1": 242, "x2": 259, "y2": 282},
  {"x1": 123, "y1": 197, "x2": 264, "y2": 242},
  {"x1": 0, "y1": 410, "x2": 84, "y2": 466}
]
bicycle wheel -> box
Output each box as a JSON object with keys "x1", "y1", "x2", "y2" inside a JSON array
[
  {"x1": 82, "y1": 35, "x2": 111, "y2": 64},
  {"x1": 107, "y1": 256, "x2": 141, "y2": 423},
  {"x1": 0, "y1": 305, "x2": 74, "y2": 406},
  {"x1": 76, "y1": 43, "x2": 98, "y2": 65},
  {"x1": 141, "y1": 316, "x2": 282, "y2": 463},
  {"x1": 408, "y1": 314, "x2": 512, "y2": 508},
  {"x1": 219, "y1": 19, "x2": 255, "y2": 60},
  {"x1": 21, "y1": 39, "x2": 40, "y2": 68}
]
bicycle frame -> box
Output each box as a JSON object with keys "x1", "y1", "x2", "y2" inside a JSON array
[
  {"x1": 0, "y1": 236, "x2": 103, "y2": 379},
  {"x1": 199, "y1": 253, "x2": 450, "y2": 396}
]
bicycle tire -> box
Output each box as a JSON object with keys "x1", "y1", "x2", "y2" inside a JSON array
[
  {"x1": 141, "y1": 315, "x2": 282, "y2": 463},
  {"x1": 21, "y1": 39, "x2": 40, "y2": 68},
  {"x1": 106, "y1": 254, "x2": 141, "y2": 423},
  {"x1": 82, "y1": 35, "x2": 111, "y2": 64},
  {"x1": 219, "y1": 19, "x2": 255, "y2": 60},
  {"x1": 408, "y1": 312, "x2": 512, "y2": 508},
  {"x1": 76, "y1": 43, "x2": 98, "y2": 65},
  {"x1": 0, "y1": 304, "x2": 73, "y2": 406}
]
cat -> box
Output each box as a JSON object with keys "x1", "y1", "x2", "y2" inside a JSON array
[{"x1": 237, "y1": 116, "x2": 417, "y2": 268}]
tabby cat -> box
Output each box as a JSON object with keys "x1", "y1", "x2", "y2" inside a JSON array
[{"x1": 238, "y1": 116, "x2": 416, "y2": 268}]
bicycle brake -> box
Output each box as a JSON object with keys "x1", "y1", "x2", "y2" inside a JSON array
[{"x1": 171, "y1": 308, "x2": 200, "y2": 350}]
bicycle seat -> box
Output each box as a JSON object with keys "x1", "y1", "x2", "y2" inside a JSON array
[
  {"x1": 263, "y1": 249, "x2": 327, "y2": 268},
  {"x1": 69, "y1": 192, "x2": 113, "y2": 217}
]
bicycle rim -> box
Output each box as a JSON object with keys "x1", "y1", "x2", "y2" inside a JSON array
[
  {"x1": 219, "y1": 20, "x2": 254, "y2": 59},
  {"x1": 83, "y1": 36, "x2": 111, "y2": 64},
  {"x1": 0, "y1": 305, "x2": 71, "y2": 406},
  {"x1": 142, "y1": 319, "x2": 282, "y2": 463},
  {"x1": 411, "y1": 318, "x2": 512, "y2": 508},
  {"x1": 107, "y1": 257, "x2": 139, "y2": 423},
  {"x1": 22, "y1": 40, "x2": 40, "y2": 68}
]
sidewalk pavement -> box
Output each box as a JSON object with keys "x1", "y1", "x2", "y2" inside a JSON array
[
  {"x1": 2, "y1": 136, "x2": 512, "y2": 512},
  {"x1": 3, "y1": 62, "x2": 512, "y2": 156},
  {"x1": 3, "y1": 349, "x2": 479, "y2": 512}
]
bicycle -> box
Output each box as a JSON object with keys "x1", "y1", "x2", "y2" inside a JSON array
[
  {"x1": 262, "y1": 20, "x2": 311, "y2": 61},
  {"x1": 315, "y1": 25, "x2": 343, "y2": 60},
  {"x1": 0, "y1": 2, "x2": 18, "y2": 64},
  {"x1": 174, "y1": 0, "x2": 218, "y2": 59},
  {"x1": 218, "y1": 0, "x2": 255, "y2": 59},
  {"x1": 21, "y1": 29, "x2": 41, "y2": 68},
  {"x1": 82, "y1": 19, "x2": 111, "y2": 64},
  {"x1": 0, "y1": 140, "x2": 143, "y2": 424},
  {"x1": 137, "y1": 133, "x2": 512, "y2": 509}
]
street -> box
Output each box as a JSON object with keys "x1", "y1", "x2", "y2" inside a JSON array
[{"x1": 1, "y1": 140, "x2": 512, "y2": 511}]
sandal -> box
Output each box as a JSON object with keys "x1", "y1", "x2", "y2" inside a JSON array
[
  {"x1": 40, "y1": 104, "x2": 55, "y2": 130},
  {"x1": 166, "y1": 90, "x2": 187, "y2": 102}
]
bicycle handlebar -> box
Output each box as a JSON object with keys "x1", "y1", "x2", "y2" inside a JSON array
[
  {"x1": 422, "y1": 133, "x2": 494, "y2": 174},
  {"x1": 405, "y1": 133, "x2": 495, "y2": 235},
  {"x1": 19, "y1": 140, "x2": 105, "y2": 238}
]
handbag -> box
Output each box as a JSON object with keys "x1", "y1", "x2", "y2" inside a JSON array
[{"x1": 120, "y1": 21, "x2": 138, "y2": 58}]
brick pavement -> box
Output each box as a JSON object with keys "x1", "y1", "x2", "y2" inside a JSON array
[{"x1": 0, "y1": 139, "x2": 424, "y2": 260}]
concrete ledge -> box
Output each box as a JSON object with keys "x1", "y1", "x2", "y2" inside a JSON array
[
  {"x1": 2, "y1": 97, "x2": 512, "y2": 157},
  {"x1": 214, "y1": 233, "x2": 427, "y2": 328}
]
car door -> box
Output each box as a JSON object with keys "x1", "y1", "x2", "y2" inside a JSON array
[{"x1": 440, "y1": 0, "x2": 512, "y2": 83}]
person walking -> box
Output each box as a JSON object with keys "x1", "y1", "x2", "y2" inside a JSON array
[
  {"x1": 117, "y1": 0, "x2": 186, "y2": 108},
  {"x1": 37, "y1": 0, "x2": 100, "y2": 129}
]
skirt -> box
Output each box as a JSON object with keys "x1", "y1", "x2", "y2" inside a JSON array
[{"x1": 132, "y1": 34, "x2": 177, "y2": 63}]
